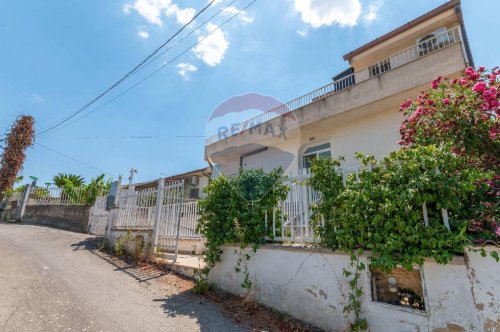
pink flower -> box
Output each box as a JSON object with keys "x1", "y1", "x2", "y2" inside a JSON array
[
  {"x1": 427, "y1": 100, "x2": 434, "y2": 106},
  {"x1": 443, "y1": 98, "x2": 450, "y2": 105},
  {"x1": 459, "y1": 79, "x2": 468, "y2": 86},
  {"x1": 490, "y1": 128, "x2": 499, "y2": 140},
  {"x1": 431, "y1": 77, "x2": 442, "y2": 89},
  {"x1": 496, "y1": 226, "x2": 500, "y2": 237},
  {"x1": 473, "y1": 82, "x2": 487, "y2": 93},
  {"x1": 400, "y1": 99, "x2": 413, "y2": 111},
  {"x1": 478, "y1": 66, "x2": 486, "y2": 72},
  {"x1": 465, "y1": 67, "x2": 476, "y2": 76}
]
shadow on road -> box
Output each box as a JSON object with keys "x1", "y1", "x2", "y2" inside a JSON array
[{"x1": 70, "y1": 237, "x2": 165, "y2": 283}]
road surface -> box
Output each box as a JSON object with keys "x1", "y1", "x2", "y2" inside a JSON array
[{"x1": 0, "y1": 223, "x2": 244, "y2": 332}]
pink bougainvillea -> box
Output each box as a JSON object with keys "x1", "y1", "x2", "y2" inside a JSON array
[{"x1": 399, "y1": 67, "x2": 499, "y2": 242}]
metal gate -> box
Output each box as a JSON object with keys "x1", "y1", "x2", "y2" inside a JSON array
[{"x1": 115, "y1": 179, "x2": 201, "y2": 261}]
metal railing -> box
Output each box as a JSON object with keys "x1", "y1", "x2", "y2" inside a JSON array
[
  {"x1": 205, "y1": 26, "x2": 463, "y2": 146},
  {"x1": 27, "y1": 185, "x2": 104, "y2": 206},
  {"x1": 116, "y1": 187, "x2": 158, "y2": 229},
  {"x1": 355, "y1": 26, "x2": 462, "y2": 82},
  {"x1": 267, "y1": 165, "x2": 451, "y2": 244}
]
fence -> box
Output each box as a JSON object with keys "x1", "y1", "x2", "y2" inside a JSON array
[
  {"x1": 114, "y1": 180, "x2": 202, "y2": 260},
  {"x1": 27, "y1": 185, "x2": 106, "y2": 206},
  {"x1": 205, "y1": 26, "x2": 463, "y2": 146},
  {"x1": 267, "y1": 165, "x2": 451, "y2": 244}
]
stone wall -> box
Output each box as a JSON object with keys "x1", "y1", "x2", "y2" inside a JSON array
[
  {"x1": 209, "y1": 245, "x2": 500, "y2": 332},
  {"x1": 23, "y1": 205, "x2": 91, "y2": 233}
]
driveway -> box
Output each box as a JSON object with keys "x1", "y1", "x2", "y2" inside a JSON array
[{"x1": 0, "y1": 223, "x2": 244, "y2": 332}]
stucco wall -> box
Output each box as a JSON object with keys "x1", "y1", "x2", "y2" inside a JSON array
[
  {"x1": 23, "y1": 205, "x2": 91, "y2": 233},
  {"x1": 209, "y1": 245, "x2": 500, "y2": 332},
  {"x1": 206, "y1": 43, "x2": 467, "y2": 175},
  {"x1": 1, "y1": 208, "x2": 19, "y2": 222},
  {"x1": 88, "y1": 202, "x2": 109, "y2": 236}
]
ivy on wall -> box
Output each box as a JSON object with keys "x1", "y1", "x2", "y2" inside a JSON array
[{"x1": 196, "y1": 168, "x2": 288, "y2": 290}]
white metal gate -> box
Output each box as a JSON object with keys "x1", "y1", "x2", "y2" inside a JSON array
[{"x1": 115, "y1": 179, "x2": 201, "y2": 261}]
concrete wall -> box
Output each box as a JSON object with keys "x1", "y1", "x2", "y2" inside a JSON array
[
  {"x1": 23, "y1": 205, "x2": 91, "y2": 233},
  {"x1": 209, "y1": 245, "x2": 500, "y2": 332},
  {"x1": 88, "y1": 199, "x2": 110, "y2": 236},
  {"x1": 1, "y1": 208, "x2": 19, "y2": 222}
]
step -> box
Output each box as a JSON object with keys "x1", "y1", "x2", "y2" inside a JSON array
[{"x1": 154, "y1": 253, "x2": 204, "y2": 278}]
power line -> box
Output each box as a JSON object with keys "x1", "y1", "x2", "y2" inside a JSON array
[
  {"x1": 28, "y1": 147, "x2": 96, "y2": 179},
  {"x1": 38, "y1": 0, "x2": 257, "y2": 136},
  {"x1": 34, "y1": 143, "x2": 116, "y2": 177},
  {"x1": 37, "y1": 135, "x2": 206, "y2": 140},
  {"x1": 36, "y1": 0, "x2": 217, "y2": 137}
]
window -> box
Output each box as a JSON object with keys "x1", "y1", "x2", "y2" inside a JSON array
[
  {"x1": 302, "y1": 143, "x2": 331, "y2": 169},
  {"x1": 369, "y1": 59, "x2": 391, "y2": 78},
  {"x1": 189, "y1": 188, "x2": 200, "y2": 199},
  {"x1": 370, "y1": 266, "x2": 425, "y2": 311}
]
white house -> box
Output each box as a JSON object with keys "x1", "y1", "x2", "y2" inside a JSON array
[{"x1": 204, "y1": 0, "x2": 473, "y2": 176}]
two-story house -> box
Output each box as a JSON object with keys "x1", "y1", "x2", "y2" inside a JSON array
[{"x1": 204, "y1": 0, "x2": 473, "y2": 176}]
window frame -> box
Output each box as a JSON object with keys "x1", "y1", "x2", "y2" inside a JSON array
[{"x1": 301, "y1": 142, "x2": 332, "y2": 169}]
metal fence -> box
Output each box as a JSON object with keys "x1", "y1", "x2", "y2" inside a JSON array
[
  {"x1": 115, "y1": 180, "x2": 202, "y2": 260},
  {"x1": 267, "y1": 165, "x2": 451, "y2": 244},
  {"x1": 205, "y1": 26, "x2": 463, "y2": 146},
  {"x1": 27, "y1": 185, "x2": 103, "y2": 206}
]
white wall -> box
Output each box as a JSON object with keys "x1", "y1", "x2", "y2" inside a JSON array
[
  {"x1": 209, "y1": 245, "x2": 500, "y2": 332},
  {"x1": 88, "y1": 197, "x2": 109, "y2": 236}
]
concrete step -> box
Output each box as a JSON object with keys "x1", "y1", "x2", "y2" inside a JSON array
[{"x1": 154, "y1": 253, "x2": 204, "y2": 279}]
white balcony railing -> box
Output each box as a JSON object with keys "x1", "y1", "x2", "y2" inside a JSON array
[{"x1": 205, "y1": 26, "x2": 463, "y2": 146}]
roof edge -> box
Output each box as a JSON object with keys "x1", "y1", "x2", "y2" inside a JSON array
[{"x1": 343, "y1": 0, "x2": 462, "y2": 61}]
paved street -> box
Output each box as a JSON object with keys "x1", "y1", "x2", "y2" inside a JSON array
[{"x1": 0, "y1": 223, "x2": 244, "y2": 332}]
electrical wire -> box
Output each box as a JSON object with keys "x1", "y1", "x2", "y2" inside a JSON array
[
  {"x1": 37, "y1": 0, "x2": 257, "y2": 137},
  {"x1": 36, "y1": 0, "x2": 217, "y2": 137},
  {"x1": 34, "y1": 143, "x2": 116, "y2": 177}
]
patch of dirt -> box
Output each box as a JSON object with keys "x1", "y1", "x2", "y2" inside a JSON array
[
  {"x1": 96, "y1": 244, "x2": 321, "y2": 332},
  {"x1": 202, "y1": 288, "x2": 323, "y2": 332}
]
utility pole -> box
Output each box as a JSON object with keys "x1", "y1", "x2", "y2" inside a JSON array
[{"x1": 128, "y1": 168, "x2": 137, "y2": 192}]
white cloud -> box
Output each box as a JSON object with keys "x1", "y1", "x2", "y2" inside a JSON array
[
  {"x1": 364, "y1": 1, "x2": 383, "y2": 22},
  {"x1": 294, "y1": 0, "x2": 362, "y2": 28},
  {"x1": 296, "y1": 29, "x2": 308, "y2": 37},
  {"x1": 176, "y1": 62, "x2": 198, "y2": 79},
  {"x1": 193, "y1": 23, "x2": 229, "y2": 66},
  {"x1": 32, "y1": 93, "x2": 44, "y2": 102},
  {"x1": 123, "y1": 0, "x2": 196, "y2": 26},
  {"x1": 166, "y1": 3, "x2": 196, "y2": 25},
  {"x1": 138, "y1": 30, "x2": 149, "y2": 38},
  {"x1": 221, "y1": 6, "x2": 254, "y2": 24}
]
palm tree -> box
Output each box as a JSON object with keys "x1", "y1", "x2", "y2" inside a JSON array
[{"x1": 53, "y1": 173, "x2": 85, "y2": 188}]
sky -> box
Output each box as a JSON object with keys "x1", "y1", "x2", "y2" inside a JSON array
[{"x1": 0, "y1": 0, "x2": 498, "y2": 185}]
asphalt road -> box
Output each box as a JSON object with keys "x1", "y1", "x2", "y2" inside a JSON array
[{"x1": 0, "y1": 223, "x2": 244, "y2": 332}]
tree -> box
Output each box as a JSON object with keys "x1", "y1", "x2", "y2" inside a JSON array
[
  {"x1": 0, "y1": 116, "x2": 35, "y2": 200},
  {"x1": 53, "y1": 173, "x2": 85, "y2": 188}
]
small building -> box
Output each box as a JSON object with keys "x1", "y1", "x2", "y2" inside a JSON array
[
  {"x1": 204, "y1": 0, "x2": 473, "y2": 176},
  {"x1": 125, "y1": 167, "x2": 211, "y2": 199}
]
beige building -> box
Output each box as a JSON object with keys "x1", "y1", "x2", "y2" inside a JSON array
[
  {"x1": 125, "y1": 167, "x2": 211, "y2": 199},
  {"x1": 205, "y1": 0, "x2": 473, "y2": 176}
]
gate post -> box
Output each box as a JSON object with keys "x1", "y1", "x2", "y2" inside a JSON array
[
  {"x1": 173, "y1": 180, "x2": 185, "y2": 263},
  {"x1": 16, "y1": 184, "x2": 32, "y2": 221},
  {"x1": 151, "y1": 178, "x2": 165, "y2": 253}
]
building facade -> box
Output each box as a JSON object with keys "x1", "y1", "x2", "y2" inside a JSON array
[{"x1": 205, "y1": 0, "x2": 473, "y2": 176}]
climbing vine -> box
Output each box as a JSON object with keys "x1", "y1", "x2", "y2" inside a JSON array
[{"x1": 196, "y1": 168, "x2": 288, "y2": 291}]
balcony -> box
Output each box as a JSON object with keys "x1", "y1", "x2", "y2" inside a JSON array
[{"x1": 205, "y1": 26, "x2": 465, "y2": 147}]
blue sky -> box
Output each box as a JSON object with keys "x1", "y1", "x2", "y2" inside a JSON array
[{"x1": 0, "y1": 0, "x2": 498, "y2": 185}]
